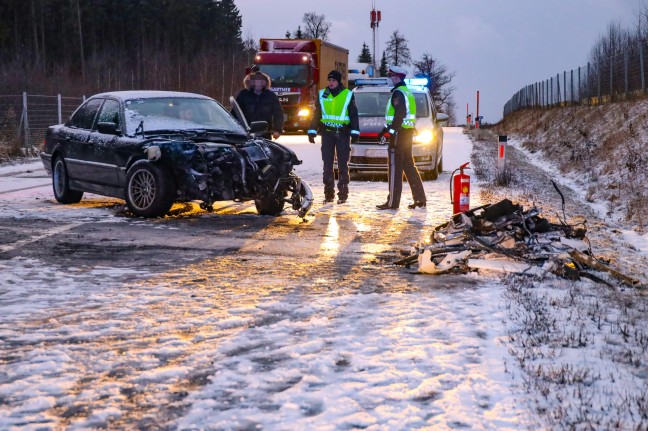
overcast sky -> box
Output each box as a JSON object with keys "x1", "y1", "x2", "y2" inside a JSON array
[{"x1": 235, "y1": 0, "x2": 643, "y2": 123}]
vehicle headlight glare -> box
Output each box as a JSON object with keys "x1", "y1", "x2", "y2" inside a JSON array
[
  {"x1": 415, "y1": 130, "x2": 434, "y2": 144},
  {"x1": 297, "y1": 108, "x2": 310, "y2": 118}
]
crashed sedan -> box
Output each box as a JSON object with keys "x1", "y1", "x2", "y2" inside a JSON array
[{"x1": 40, "y1": 91, "x2": 313, "y2": 218}]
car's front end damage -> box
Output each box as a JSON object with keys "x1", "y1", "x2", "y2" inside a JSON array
[{"x1": 143, "y1": 135, "x2": 313, "y2": 218}]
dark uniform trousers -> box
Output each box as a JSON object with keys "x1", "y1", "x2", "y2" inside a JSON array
[
  {"x1": 386, "y1": 128, "x2": 426, "y2": 208},
  {"x1": 321, "y1": 129, "x2": 351, "y2": 200}
]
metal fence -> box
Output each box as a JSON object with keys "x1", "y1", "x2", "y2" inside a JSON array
[
  {"x1": 0, "y1": 93, "x2": 84, "y2": 152},
  {"x1": 504, "y1": 41, "x2": 648, "y2": 117}
]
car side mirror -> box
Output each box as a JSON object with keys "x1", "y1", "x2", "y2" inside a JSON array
[
  {"x1": 249, "y1": 121, "x2": 268, "y2": 134},
  {"x1": 97, "y1": 122, "x2": 119, "y2": 135},
  {"x1": 436, "y1": 113, "x2": 449, "y2": 127}
]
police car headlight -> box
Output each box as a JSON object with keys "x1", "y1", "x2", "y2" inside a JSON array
[
  {"x1": 414, "y1": 129, "x2": 434, "y2": 144},
  {"x1": 297, "y1": 108, "x2": 310, "y2": 118}
]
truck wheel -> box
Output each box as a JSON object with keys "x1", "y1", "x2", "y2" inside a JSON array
[
  {"x1": 125, "y1": 162, "x2": 176, "y2": 217},
  {"x1": 255, "y1": 193, "x2": 285, "y2": 216},
  {"x1": 52, "y1": 156, "x2": 83, "y2": 204}
]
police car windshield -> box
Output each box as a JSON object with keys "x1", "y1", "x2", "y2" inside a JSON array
[{"x1": 355, "y1": 91, "x2": 430, "y2": 117}]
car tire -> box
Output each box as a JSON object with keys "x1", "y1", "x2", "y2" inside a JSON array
[
  {"x1": 125, "y1": 162, "x2": 176, "y2": 217},
  {"x1": 52, "y1": 156, "x2": 83, "y2": 204},
  {"x1": 437, "y1": 156, "x2": 443, "y2": 174},
  {"x1": 422, "y1": 165, "x2": 439, "y2": 181},
  {"x1": 255, "y1": 193, "x2": 285, "y2": 216}
]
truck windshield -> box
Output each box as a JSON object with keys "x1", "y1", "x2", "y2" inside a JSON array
[{"x1": 261, "y1": 65, "x2": 308, "y2": 87}]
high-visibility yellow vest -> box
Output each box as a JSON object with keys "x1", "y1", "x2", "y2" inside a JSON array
[
  {"x1": 319, "y1": 89, "x2": 353, "y2": 128},
  {"x1": 385, "y1": 86, "x2": 416, "y2": 129}
]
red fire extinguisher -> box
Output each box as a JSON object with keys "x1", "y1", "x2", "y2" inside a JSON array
[{"x1": 450, "y1": 162, "x2": 470, "y2": 214}]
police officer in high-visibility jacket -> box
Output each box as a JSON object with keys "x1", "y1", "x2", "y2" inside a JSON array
[
  {"x1": 308, "y1": 70, "x2": 360, "y2": 204},
  {"x1": 376, "y1": 65, "x2": 426, "y2": 210}
]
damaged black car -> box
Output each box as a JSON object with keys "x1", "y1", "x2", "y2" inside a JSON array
[{"x1": 40, "y1": 91, "x2": 313, "y2": 218}]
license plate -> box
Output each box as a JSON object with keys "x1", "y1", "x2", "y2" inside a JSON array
[{"x1": 366, "y1": 149, "x2": 388, "y2": 158}]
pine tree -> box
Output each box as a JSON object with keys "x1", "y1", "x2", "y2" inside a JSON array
[
  {"x1": 358, "y1": 42, "x2": 372, "y2": 63},
  {"x1": 379, "y1": 51, "x2": 388, "y2": 77}
]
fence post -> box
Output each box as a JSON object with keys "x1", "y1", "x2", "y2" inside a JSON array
[
  {"x1": 624, "y1": 50, "x2": 628, "y2": 98},
  {"x1": 587, "y1": 63, "x2": 590, "y2": 105},
  {"x1": 609, "y1": 56, "x2": 614, "y2": 102},
  {"x1": 556, "y1": 73, "x2": 561, "y2": 105},
  {"x1": 22, "y1": 92, "x2": 29, "y2": 151},
  {"x1": 598, "y1": 60, "x2": 602, "y2": 104},
  {"x1": 640, "y1": 42, "x2": 645, "y2": 95},
  {"x1": 570, "y1": 69, "x2": 574, "y2": 103},
  {"x1": 58, "y1": 94, "x2": 62, "y2": 125},
  {"x1": 563, "y1": 71, "x2": 567, "y2": 104},
  {"x1": 578, "y1": 67, "x2": 581, "y2": 104}
]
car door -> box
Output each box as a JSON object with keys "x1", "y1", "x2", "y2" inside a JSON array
[
  {"x1": 86, "y1": 98, "x2": 122, "y2": 186},
  {"x1": 63, "y1": 98, "x2": 103, "y2": 182}
]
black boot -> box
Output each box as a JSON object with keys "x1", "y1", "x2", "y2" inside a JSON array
[
  {"x1": 376, "y1": 202, "x2": 398, "y2": 210},
  {"x1": 407, "y1": 201, "x2": 426, "y2": 209}
]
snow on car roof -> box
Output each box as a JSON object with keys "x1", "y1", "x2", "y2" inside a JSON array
[{"x1": 90, "y1": 90, "x2": 214, "y2": 101}]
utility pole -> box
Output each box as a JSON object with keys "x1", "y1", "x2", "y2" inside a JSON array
[{"x1": 370, "y1": 2, "x2": 381, "y2": 73}]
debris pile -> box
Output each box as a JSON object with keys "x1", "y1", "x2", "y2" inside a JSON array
[{"x1": 396, "y1": 199, "x2": 639, "y2": 287}]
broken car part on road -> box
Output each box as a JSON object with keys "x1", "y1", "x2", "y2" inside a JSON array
[{"x1": 396, "y1": 198, "x2": 640, "y2": 287}]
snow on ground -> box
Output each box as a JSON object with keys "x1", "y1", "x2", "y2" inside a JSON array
[{"x1": 0, "y1": 128, "x2": 646, "y2": 430}]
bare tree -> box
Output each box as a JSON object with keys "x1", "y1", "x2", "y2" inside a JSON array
[
  {"x1": 302, "y1": 12, "x2": 331, "y2": 40},
  {"x1": 413, "y1": 53, "x2": 456, "y2": 121},
  {"x1": 384, "y1": 30, "x2": 411, "y2": 66}
]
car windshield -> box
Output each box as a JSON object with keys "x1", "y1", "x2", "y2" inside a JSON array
[
  {"x1": 355, "y1": 91, "x2": 430, "y2": 118},
  {"x1": 260, "y1": 65, "x2": 308, "y2": 87},
  {"x1": 123, "y1": 97, "x2": 246, "y2": 135}
]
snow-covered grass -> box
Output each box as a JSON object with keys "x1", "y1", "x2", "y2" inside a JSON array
[{"x1": 470, "y1": 124, "x2": 648, "y2": 430}]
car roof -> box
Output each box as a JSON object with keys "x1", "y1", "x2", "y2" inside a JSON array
[{"x1": 90, "y1": 90, "x2": 214, "y2": 102}]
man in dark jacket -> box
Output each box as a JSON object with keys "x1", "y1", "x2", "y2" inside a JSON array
[
  {"x1": 234, "y1": 71, "x2": 284, "y2": 139},
  {"x1": 308, "y1": 70, "x2": 360, "y2": 204}
]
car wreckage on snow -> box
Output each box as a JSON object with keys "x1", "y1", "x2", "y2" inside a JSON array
[{"x1": 40, "y1": 90, "x2": 313, "y2": 218}]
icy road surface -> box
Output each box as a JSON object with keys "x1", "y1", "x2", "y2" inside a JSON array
[{"x1": 1, "y1": 129, "x2": 532, "y2": 430}]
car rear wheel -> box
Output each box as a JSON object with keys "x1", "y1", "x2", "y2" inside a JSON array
[
  {"x1": 125, "y1": 162, "x2": 176, "y2": 217},
  {"x1": 52, "y1": 156, "x2": 83, "y2": 204},
  {"x1": 255, "y1": 193, "x2": 285, "y2": 216}
]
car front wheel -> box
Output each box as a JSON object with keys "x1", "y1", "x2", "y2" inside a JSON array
[
  {"x1": 52, "y1": 156, "x2": 83, "y2": 204},
  {"x1": 125, "y1": 162, "x2": 176, "y2": 217},
  {"x1": 255, "y1": 193, "x2": 285, "y2": 216}
]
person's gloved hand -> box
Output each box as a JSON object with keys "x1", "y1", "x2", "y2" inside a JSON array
[
  {"x1": 377, "y1": 127, "x2": 389, "y2": 144},
  {"x1": 308, "y1": 133, "x2": 316, "y2": 144},
  {"x1": 388, "y1": 131, "x2": 398, "y2": 150},
  {"x1": 351, "y1": 135, "x2": 358, "y2": 144}
]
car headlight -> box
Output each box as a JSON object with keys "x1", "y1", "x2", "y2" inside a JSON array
[
  {"x1": 414, "y1": 129, "x2": 434, "y2": 144},
  {"x1": 297, "y1": 108, "x2": 310, "y2": 118}
]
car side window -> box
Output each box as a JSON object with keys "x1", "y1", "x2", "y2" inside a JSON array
[
  {"x1": 69, "y1": 98, "x2": 103, "y2": 129},
  {"x1": 97, "y1": 99, "x2": 120, "y2": 128}
]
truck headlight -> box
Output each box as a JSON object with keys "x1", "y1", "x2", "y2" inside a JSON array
[
  {"x1": 414, "y1": 129, "x2": 434, "y2": 144},
  {"x1": 297, "y1": 108, "x2": 311, "y2": 118}
]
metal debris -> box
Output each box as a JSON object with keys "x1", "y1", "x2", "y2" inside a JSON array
[{"x1": 396, "y1": 199, "x2": 640, "y2": 287}]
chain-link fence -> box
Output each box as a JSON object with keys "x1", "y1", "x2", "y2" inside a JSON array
[
  {"x1": 0, "y1": 93, "x2": 84, "y2": 155},
  {"x1": 504, "y1": 41, "x2": 648, "y2": 117}
]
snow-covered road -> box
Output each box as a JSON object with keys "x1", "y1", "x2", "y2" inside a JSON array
[
  {"x1": 0, "y1": 129, "x2": 536, "y2": 430},
  {"x1": 2, "y1": 128, "x2": 645, "y2": 430}
]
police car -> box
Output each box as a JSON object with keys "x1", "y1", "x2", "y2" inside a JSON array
[{"x1": 344, "y1": 77, "x2": 447, "y2": 180}]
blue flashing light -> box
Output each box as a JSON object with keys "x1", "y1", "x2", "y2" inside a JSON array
[{"x1": 405, "y1": 78, "x2": 429, "y2": 87}]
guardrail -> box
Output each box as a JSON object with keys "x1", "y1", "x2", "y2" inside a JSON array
[
  {"x1": 0, "y1": 93, "x2": 84, "y2": 153},
  {"x1": 504, "y1": 40, "x2": 648, "y2": 117}
]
